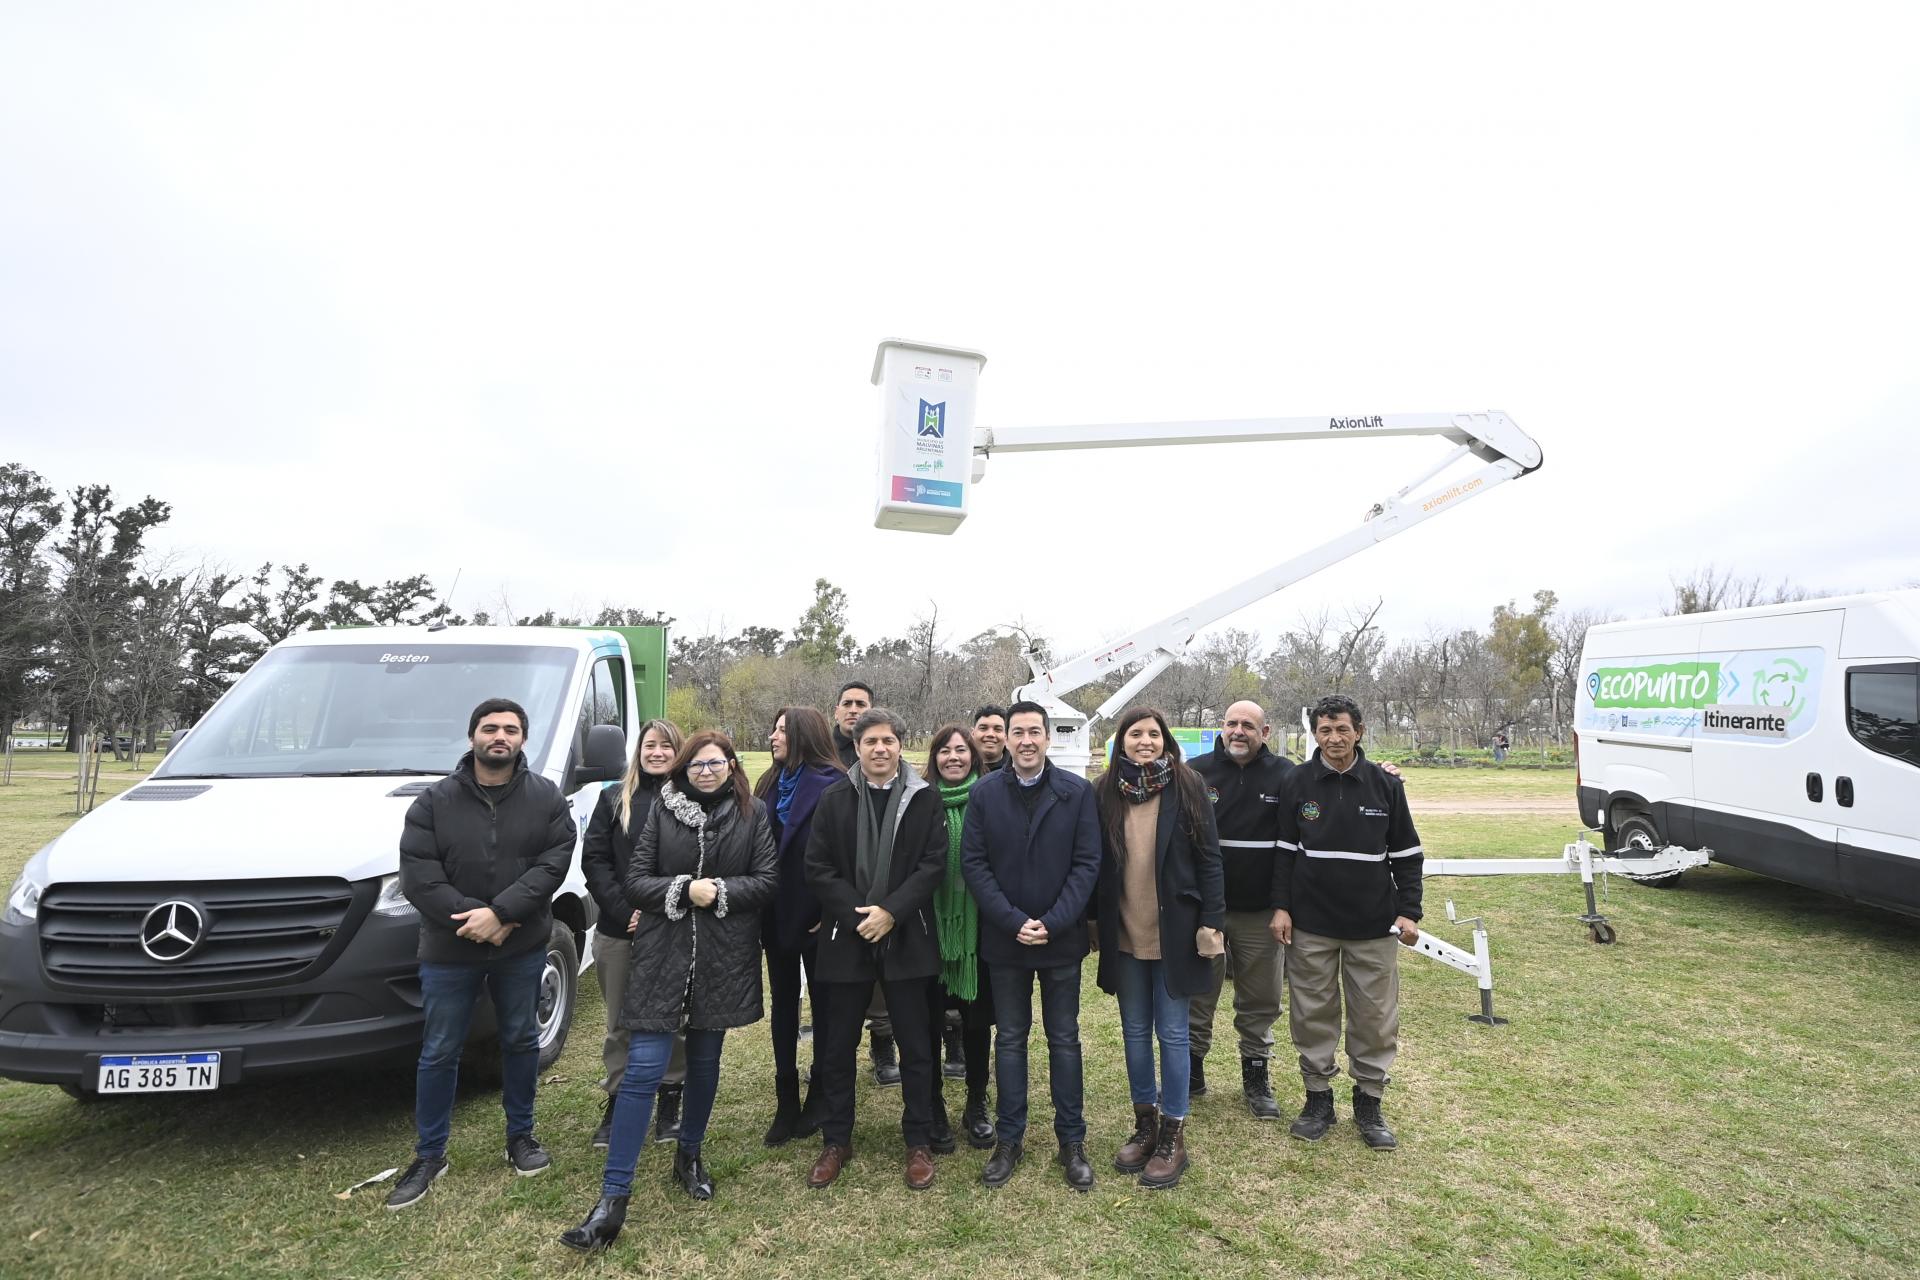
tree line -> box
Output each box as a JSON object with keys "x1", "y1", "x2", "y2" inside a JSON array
[{"x1": 3, "y1": 460, "x2": 1827, "y2": 769}]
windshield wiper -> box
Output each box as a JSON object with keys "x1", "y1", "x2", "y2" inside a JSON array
[
  {"x1": 309, "y1": 768, "x2": 447, "y2": 778},
  {"x1": 151, "y1": 773, "x2": 258, "y2": 780}
]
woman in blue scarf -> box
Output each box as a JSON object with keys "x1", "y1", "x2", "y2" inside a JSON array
[{"x1": 752, "y1": 706, "x2": 845, "y2": 1145}]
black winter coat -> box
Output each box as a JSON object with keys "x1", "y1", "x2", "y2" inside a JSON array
[
  {"x1": 619, "y1": 785, "x2": 778, "y2": 1033},
  {"x1": 399, "y1": 752, "x2": 576, "y2": 964},
  {"x1": 1093, "y1": 790, "x2": 1228, "y2": 999},
  {"x1": 580, "y1": 777, "x2": 664, "y2": 939},
  {"x1": 804, "y1": 769, "x2": 946, "y2": 984},
  {"x1": 761, "y1": 763, "x2": 842, "y2": 955}
]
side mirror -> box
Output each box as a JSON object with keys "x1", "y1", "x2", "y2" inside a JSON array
[{"x1": 572, "y1": 724, "x2": 628, "y2": 787}]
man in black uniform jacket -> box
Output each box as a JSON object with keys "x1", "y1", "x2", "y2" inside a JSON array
[{"x1": 1269, "y1": 694, "x2": 1422, "y2": 1151}]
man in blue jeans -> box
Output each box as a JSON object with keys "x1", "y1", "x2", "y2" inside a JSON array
[
  {"x1": 386, "y1": 697, "x2": 578, "y2": 1210},
  {"x1": 960, "y1": 701, "x2": 1102, "y2": 1192}
]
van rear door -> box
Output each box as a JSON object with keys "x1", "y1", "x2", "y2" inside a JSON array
[{"x1": 1837, "y1": 661, "x2": 1920, "y2": 914}]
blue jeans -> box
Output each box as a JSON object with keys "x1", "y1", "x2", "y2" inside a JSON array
[
  {"x1": 1111, "y1": 953, "x2": 1192, "y2": 1120},
  {"x1": 600, "y1": 1027, "x2": 726, "y2": 1197},
  {"x1": 988, "y1": 961, "x2": 1085, "y2": 1145},
  {"x1": 414, "y1": 946, "x2": 546, "y2": 1160}
]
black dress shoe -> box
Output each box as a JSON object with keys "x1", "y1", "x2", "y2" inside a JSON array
[
  {"x1": 1056, "y1": 1140, "x2": 1095, "y2": 1193},
  {"x1": 674, "y1": 1144, "x2": 715, "y2": 1200},
  {"x1": 981, "y1": 1138, "x2": 1024, "y2": 1187},
  {"x1": 558, "y1": 1194, "x2": 629, "y2": 1252}
]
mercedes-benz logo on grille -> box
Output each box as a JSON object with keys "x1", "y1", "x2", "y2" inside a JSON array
[{"x1": 140, "y1": 900, "x2": 205, "y2": 962}]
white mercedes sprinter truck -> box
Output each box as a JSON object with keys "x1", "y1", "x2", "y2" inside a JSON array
[
  {"x1": 1, "y1": 626, "x2": 640, "y2": 1097},
  {"x1": 1574, "y1": 590, "x2": 1919, "y2": 913}
]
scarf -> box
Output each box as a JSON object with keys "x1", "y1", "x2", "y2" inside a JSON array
[
  {"x1": 775, "y1": 765, "x2": 802, "y2": 828},
  {"x1": 932, "y1": 774, "x2": 979, "y2": 1000},
  {"x1": 1115, "y1": 753, "x2": 1173, "y2": 803},
  {"x1": 854, "y1": 771, "x2": 907, "y2": 901}
]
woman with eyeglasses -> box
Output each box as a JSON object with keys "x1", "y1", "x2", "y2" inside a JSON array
[
  {"x1": 580, "y1": 718, "x2": 686, "y2": 1151},
  {"x1": 751, "y1": 706, "x2": 845, "y2": 1146},
  {"x1": 1091, "y1": 706, "x2": 1225, "y2": 1191},
  {"x1": 561, "y1": 732, "x2": 777, "y2": 1253}
]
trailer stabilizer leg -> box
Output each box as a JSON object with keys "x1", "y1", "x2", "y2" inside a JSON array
[{"x1": 1466, "y1": 987, "x2": 1508, "y2": 1027}]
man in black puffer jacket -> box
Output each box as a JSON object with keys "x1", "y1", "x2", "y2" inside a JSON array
[{"x1": 386, "y1": 698, "x2": 577, "y2": 1211}]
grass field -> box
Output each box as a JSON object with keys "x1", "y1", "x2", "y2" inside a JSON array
[{"x1": 2, "y1": 770, "x2": 1917, "y2": 1279}]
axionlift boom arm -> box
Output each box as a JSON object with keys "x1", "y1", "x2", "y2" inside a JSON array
[{"x1": 977, "y1": 412, "x2": 1543, "y2": 771}]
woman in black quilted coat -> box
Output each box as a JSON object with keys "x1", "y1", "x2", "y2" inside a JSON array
[{"x1": 560, "y1": 731, "x2": 777, "y2": 1253}]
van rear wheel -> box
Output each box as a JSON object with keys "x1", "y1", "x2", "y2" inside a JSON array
[{"x1": 1614, "y1": 813, "x2": 1683, "y2": 888}]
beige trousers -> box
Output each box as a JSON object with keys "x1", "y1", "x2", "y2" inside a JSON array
[
  {"x1": 1284, "y1": 929, "x2": 1399, "y2": 1097},
  {"x1": 592, "y1": 930, "x2": 685, "y2": 1097},
  {"x1": 1188, "y1": 909, "x2": 1285, "y2": 1061}
]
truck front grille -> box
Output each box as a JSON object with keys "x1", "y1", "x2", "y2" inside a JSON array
[{"x1": 38, "y1": 879, "x2": 360, "y2": 992}]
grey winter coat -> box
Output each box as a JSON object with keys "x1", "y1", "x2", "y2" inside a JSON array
[{"x1": 618, "y1": 784, "x2": 778, "y2": 1033}]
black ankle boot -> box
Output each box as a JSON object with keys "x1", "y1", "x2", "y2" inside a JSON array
[
  {"x1": 1352, "y1": 1090, "x2": 1397, "y2": 1150},
  {"x1": 1241, "y1": 1057, "x2": 1281, "y2": 1120},
  {"x1": 558, "y1": 1194, "x2": 629, "y2": 1252},
  {"x1": 653, "y1": 1084, "x2": 683, "y2": 1144},
  {"x1": 871, "y1": 1033, "x2": 901, "y2": 1086},
  {"x1": 674, "y1": 1144, "x2": 715, "y2": 1200},
  {"x1": 961, "y1": 1090, "x2": 995, "y2": 1149},
  {"x1": 929, "y1": 1101, "x2": 957, "y2": 1155},
  {"x1": 795, "y1": 1067, "x2": 823, "y2": 1140},
  {"x1": 592, "y1": 1094, "x2": 615, "y2": 1149},
  {"x1": 1289, "y1": 1089, "x2": 1336, "y2": 1142},
  {"x1": 1190, "y1": 1052, "x2": 1208, "y2": 1097},
  {"x1": 764, "y1": 1072, "x2": 803, "y2": 1147}
]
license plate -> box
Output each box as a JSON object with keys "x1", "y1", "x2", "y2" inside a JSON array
[{"x1": 97, "y1": 1052, "x2": 221, "y2": 1094}]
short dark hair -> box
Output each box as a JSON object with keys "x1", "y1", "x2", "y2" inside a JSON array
[
  {"x1": 1310, "y1": 694, "x2": 1365, "y2": 731},
  {"x1": 468, "y1": 697, "x2": 528, "y2": 736},
  {"x1": 1006, "y1": 700, "x2": 1050, "y2": 733},
  {"x1": 851, "y1": 706, "x2": 908, "y2": 743},
  {"x1": 837, "y1": 679, "x2": 874, "y2": 702},
  {"x1": 972, "y1": 704, "x2": 1008, "y2": 726}
]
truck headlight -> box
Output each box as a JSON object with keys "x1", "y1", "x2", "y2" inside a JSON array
[
  {"x1": 4, "y1": 870, "x2": 46, "y2": 925},
  {"x1": 372, "y1": 873, "x2": 417, "y2": 918},
  {"x1": 4, "y1": 843, "x2": 53, "y2": 925}
]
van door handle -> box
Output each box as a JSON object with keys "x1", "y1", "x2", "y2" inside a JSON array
[
  {"x1": 1805, "y1": 773, "x2": 1822, "y2": 803},
  {"x1": 1836, "y1": 776, "x2": 1854, "y2": 808}
]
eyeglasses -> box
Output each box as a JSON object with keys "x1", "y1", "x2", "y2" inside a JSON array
[{"x1": 686, "y1": 759, "x2": 732, "y2": 774}]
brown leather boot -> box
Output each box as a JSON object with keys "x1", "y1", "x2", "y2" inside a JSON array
[
  {"x1": 904, "y1": 1145, "x2": 935, "y2": 1190},
  {"x1": 807, "y1": 1143, "x2": 852, "y2": 1189},
  {"x1": 1113, "y1": 1103, "x2": 1159, "y2": 1174},
  {"x1": 1140, "y1": 1116, "x2": 1188, "y2": 1189}
]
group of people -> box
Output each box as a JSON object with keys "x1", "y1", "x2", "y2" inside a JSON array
[{"x1": 387, "y1": 682, "x2": 1426, "y2": 1257}]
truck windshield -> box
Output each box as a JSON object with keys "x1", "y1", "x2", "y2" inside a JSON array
[{"x1": 155, "y1": 644, "x2": 577, "y2": 778}]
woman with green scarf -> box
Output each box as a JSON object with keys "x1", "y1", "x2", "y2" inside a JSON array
[{"x1": 924, "y1": 724, "x2": 996, "y2": 1151}]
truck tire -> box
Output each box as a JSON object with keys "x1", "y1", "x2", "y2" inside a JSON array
[
  {"x1": 534, "y1": 921, "x2": 579, "y2": 1071},
  {"x1": 1613, "y1": 812, "x2": 1683, "y2": 888}
]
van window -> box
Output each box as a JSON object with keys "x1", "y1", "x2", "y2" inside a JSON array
[
  {"x1": 157, "y1": 644, "x2": 576, "y2": 778},
  {"x1": 593, "y1": 657, "x2": 626, "y2": 728},
  {"x1": 1846, "y1": 664, "x2": 1919, "y2": 766}
]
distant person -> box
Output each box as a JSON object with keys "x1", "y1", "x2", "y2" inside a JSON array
[
  {"x1": 753, "y1": 707, "x2": 844, "y2": 1146},
  {"x1": 1092, "y1": 707, "x2": 1225, "y2": 1189},
  {"x1": 829, "y1": 680, "x2": 874, "y2": 769},
  {"x1": 1270, "y1": 695, "x2": 1423, "y2": 1152},
  {"x1": 924, "y1": 724, "x2": 996, "y2": 1151},
  {"x1": 580, "y1": 718, "x2": 686, "y2": 1150},
  {"x1": 561, "y1": 732, "x2": 778, "y2": 1250},
  {"x1": 387, "y1": 698, "x2": 577, "y2": 1211},
  {"x1": 960, "y1": 700, "x2": 1102, "y2": 1193},
  {"x1": 803, "y1": 708, "x2": 947, "y2": 1189},
  {"x1": 1492, "y1": 731, "x2": 1509, "y2": 765}
]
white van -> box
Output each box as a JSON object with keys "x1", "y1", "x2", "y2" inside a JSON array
[
  {"x1": 0, "y1": 626, "x2": 649, "y2": 1097},
  {"x1": 1574, "y1": 590, "x2": 1919, "y2": 914}
]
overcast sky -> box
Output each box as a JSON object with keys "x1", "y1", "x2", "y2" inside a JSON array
[{"x1": 3, "y1": 3, "x2": 1915, "y2": 677}]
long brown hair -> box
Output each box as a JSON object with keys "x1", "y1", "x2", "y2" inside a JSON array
[
  {"x1": 753, "y1": 706, "x2": 841, "y2": 803},
  {"x1": 924, "y1": 724, "x2": 981, "y2": 783},
  {"x1": 1096, "y1": 706, "x2": 1213, "y2": 854},
  {"x1": 618, "y1": 718, "x2": 683, "y2": 829},
  {"x1": 671, "y1": 730, "x2": 754, "y2": 813}
]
